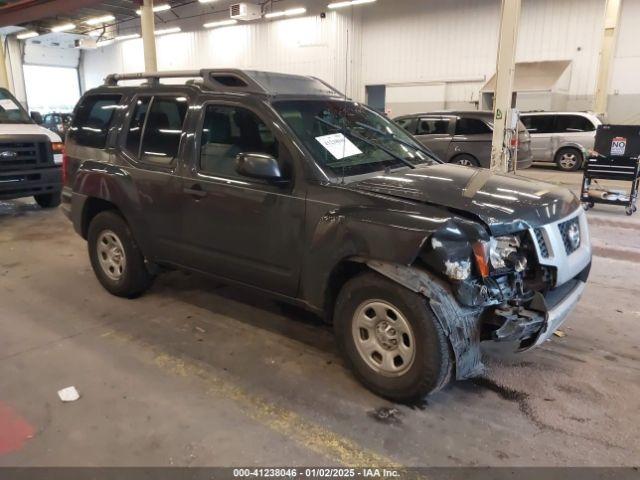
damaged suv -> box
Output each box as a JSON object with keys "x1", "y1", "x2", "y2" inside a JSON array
[{"x1": 62, "y1": 70, "x2": 591, "y2": 402}]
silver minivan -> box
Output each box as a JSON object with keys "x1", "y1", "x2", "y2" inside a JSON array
[{"x1": 520, "y1": 112, "x2": 601, "y2": 171}]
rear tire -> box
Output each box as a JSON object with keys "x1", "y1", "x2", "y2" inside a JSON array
[
  {"x1": 334, "y1": 272, "x2": 453, "y2": 403},
  {"x1": 555, "y1": 148, "x2": 583, "y2": 171},
  {"x1": 450, "y1": 154, "x2": 479, "y2": 167},
  {"x1": 88, "y1": 210, "x2": 153, "y2": 298},
  {"x1": 34, "y1": 192, "x2": 61, "y2": 208}
]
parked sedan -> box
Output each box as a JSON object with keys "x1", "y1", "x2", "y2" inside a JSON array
[
  {"x1": 520, "y1": 112, "x2": 601, "y2": 171},
  {"x1": 395, "y1": 111, "x2": 533, "y2": 170}
]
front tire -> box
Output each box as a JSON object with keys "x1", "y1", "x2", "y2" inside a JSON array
[
  {"x1": 555, "y1": 148, "x2": 583, "y2": 171},
  {"x1": 34, "y1": 192, "x2": 61, "y2": 208},
  {"x1": 88, "y1": 210, "x2": 153, "y2": 298},
  {"x1": 334, "y1": 272, "x2": 453, "y2": 403}
]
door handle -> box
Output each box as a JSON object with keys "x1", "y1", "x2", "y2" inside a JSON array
[{"x1": 183, "y1": 184, "x2": 207, "y2": 199}]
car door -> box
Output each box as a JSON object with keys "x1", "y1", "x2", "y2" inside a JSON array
[
  {"x1": 413, "y1": 116, "x2": 453, "y2": 159},
  {"x1": 178, "y1": 101, "x2": 305, "y2": 297},
  {"x1": 521, "y1": 114, "x2": 556, "y2": 162},
  {"x1": 555, "y1": 114, "x2": 596, "y2": 151},
  {"x1": 114, "y1": 93, "x2": 189, "y2": 263},
  {"x1": 449, "y1": 116, "x2": 493, "y2": 167}
]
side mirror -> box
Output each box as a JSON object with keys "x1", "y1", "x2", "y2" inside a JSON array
[
  {"x1": 235, "y1": 153, "x2": 284, "y2": 181},
  {"x1": 30, "y1": 111, "x2": 43, "y2": 124}
]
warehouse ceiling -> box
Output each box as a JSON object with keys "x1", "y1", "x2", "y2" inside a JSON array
[{"x1": 0, "y1": 0, "x2": 200, "y2": 35}]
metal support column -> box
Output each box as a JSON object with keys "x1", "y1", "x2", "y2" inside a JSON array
[
  {"x1": 490, "y1": 0, "x2": 521, "y2": 173},
  {"x1": 140, "y1": 0, "x2": 158, "y2": 73},
  {"x1": 0, "y1": 37, "x2": 10, "y2": 90},
  {"x1": 594, "y1": 0, "x2": 622, "y2": 118}
]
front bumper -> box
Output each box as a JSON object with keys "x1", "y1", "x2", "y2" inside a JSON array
[
  {"x1": 531, "y1": 279, "x2": 586, "y2": 348},
  {"x1": 0, "y1": 166, "x2": 61, "y2": 200}
]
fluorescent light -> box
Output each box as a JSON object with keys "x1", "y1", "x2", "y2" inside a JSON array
[
  {"x1": 115, "y1": 33, "x2": 140, "y2": 41},
  {"x1": 154, "y1": 27, "x2": 181, "y2": 35},
  {"x1": 203, "y1": 19, "x2": 238, "y2": 28},
  {"x1": 328, "y1": 0, "x2": 376, "y2": 9},
  {"x1": 265, "y1": 7, "x2": 307, "y2": 18},
  {"x1": 51, "y1": 23, "x2": 76, "y2": 32},
  {"x1": 136, "y1": 4, "x2": 171, "y2": 14},
  {"x1": 85, "y1": 14, "x2": 115, "y2": 25},
  {"x1": 96, "y1": 39, "x2": 114, "y2": 47},
  {"x1": 88, "y1": 30, "x2": 102, "y2": 37},
  {"x1": 16, "y1": 31, "x2": 39, "y2": 40},
  {"x1": 198, "y1": 0, "x2": 217, "y2": 3}
]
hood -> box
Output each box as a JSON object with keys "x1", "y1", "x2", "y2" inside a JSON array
[
  {"x1": 350, "y1": 164, "x2": 580, "y2": 235},
  {"x1": 0, "y1": 123, "x2": 61, "y2": 142}
]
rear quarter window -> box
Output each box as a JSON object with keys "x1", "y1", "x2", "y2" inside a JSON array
[
  {"x1": 69, "y1": 94, "x2": 122, "y2": 148},
  {"x1": 455, "y1": 117, "x2": 492, "y2": 135}
]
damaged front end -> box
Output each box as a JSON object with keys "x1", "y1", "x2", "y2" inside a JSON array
[{"x1": 367, "y1": 208, "x2": 591, "y2": 380}]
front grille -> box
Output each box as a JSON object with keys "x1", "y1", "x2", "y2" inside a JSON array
[
  {"x1": 0, "y1": 142, "x2": 49, "y2": 171},
  {"x1": 534, "y1": 228, "x2": 549, "y2": 258},
  {"x1": 558, "y1": 217, "x2": 581, "y2": 255}
]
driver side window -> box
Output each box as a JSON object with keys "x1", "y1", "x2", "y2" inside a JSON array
[{"x1": 199, "y1": 105, "x2": 285, "y2": 180}]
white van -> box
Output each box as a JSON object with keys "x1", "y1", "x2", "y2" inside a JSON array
[{"x1": 0, "y1": 87, "x2": 63, "y2": 208}]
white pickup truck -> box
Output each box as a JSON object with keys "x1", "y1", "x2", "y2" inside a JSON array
[{"x1": 0, "y1": 87, "x2": 63, "y2": 208}]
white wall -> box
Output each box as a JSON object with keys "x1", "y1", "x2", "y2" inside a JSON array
[{"x1": 79, "y1": 0, "x2": 638, "y2": 119}]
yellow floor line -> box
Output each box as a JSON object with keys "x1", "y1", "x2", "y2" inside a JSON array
[{"x1": 103, "y1": 329, "x2": 402, "y2": 468}]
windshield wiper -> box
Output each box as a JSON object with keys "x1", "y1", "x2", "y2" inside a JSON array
[
  {"x1": 355, "y1": 121, "x2": 441, "y2": 163},
  {"x1": 314, "y1": 116, "x2": 416, "y2": 169}
]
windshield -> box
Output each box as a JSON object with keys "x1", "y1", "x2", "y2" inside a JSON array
[
  {"x1": 273, "y1": 99, "x2": 438, "y2": 178},
  {"x1": 0, "y1": 89, "x2": 32, "y2": 124}
]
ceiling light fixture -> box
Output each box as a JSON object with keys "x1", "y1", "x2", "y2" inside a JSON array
[
  {"x1": 16, "y1": 31, "x2": 39, "y2": 40},
  {"x1": 136, "y1": 4, "x2": 171, "y2": 14},
  {"x1": 327, "y1": 0, "x2": 376, "y2": 9},
  {"x1": 264, "y1": 7, "x2": 307, "y2": 18},
  {"x1": 203, "y1": 19, "x2": 238, "y2": 28},
  {"x1": 154, "y1": 27, "x2": 181, "y2": 35},
  {"x1": 96, "y1": 39, "x2": 114, "y2": 47},
  {"x1": 51, "y1": 23, "x2": 76, "y2": 32},
  {"x1": 198, "y1": 0, "x2": 217, "y2": 3},
  {"x1": 115, "y1": 33, "x2": 140, "y2": 41},
  {"x1": 88, "y1": 30, "x2": 102, "y2": 37},
  {"x1": 85, "y1": 15, "x2": 115, "y2": 25}
]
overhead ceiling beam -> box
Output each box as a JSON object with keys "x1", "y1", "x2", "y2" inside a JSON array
[{"x1": 0, "y1": 0, "x2": 105, "y2": 28}]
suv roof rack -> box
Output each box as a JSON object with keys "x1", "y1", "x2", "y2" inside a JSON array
[{"x1": 103, "y1": 69, "x2": 344, "y2": 98}]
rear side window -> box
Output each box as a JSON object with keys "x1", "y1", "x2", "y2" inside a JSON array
[
  {"x1": 521, "y1": 115, "x2": 555, "y2": 134},
  {"x1": 556, "y1": 115, "x2": 595, "y2": 133},
  {"x1": 69, "y1": 94, "x2": 122, "y2": 148},
  {"x1": 455, "y1": 117, "x2": 492, "y2": 135},
  {"x1": 395, "y1": 117, "x2": 416, "y2": 134},
  {"x1": 124, "y1": 95, "x2": 188, "y2": 165},
  {"x1": 417, "y1": 118, "x2": 450, "y2": 135}
]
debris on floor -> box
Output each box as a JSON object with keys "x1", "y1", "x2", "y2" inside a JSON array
[
  {"x1": 554, "y1": 330, "x2": 567, "y2": 338},
  {"x1": 57, "y1": 386, "x2": 80, "y2": 402},
  {"x1": 368, "y1": 407, "x2": 402, "y2": 425},
  {"x1": 194, "y1": 326, "x2": 206, "y2": 334}
]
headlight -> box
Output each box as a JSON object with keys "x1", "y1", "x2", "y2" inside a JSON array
[{"x1": 489, "y1": 235, "x2": 527, "y2": 272}]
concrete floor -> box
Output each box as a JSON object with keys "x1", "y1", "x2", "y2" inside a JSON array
[{"x1": 0, "y1": 167, "x2": 638, "y2": 467}]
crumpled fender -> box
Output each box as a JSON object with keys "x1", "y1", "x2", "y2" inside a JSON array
[
  {"x1": 366, "y1": 260, "x2": 485, "y2": 380},
  {"x1": 301, "y1": 204, "x2": 488, "y2": 312}
]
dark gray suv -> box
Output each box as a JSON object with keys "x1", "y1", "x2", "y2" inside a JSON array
[
  {"x1": 62, "y1": 70, "x2": 590, "y2": 402},
  {"x1": 395, "y1": 111, "x2": 533, "y2": 169}
]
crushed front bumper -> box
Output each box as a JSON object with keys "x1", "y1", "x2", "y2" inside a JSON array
[{"x1": 530, "y1": 279, "x2": 586, "y2": 348}]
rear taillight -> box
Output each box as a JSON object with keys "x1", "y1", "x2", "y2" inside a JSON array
[
  {"x1": 510, "y1": 136, "x2": 519, "y2": 148},
  {"x1": 62, "y1": 152, "x2": 69, "y2": 185}
]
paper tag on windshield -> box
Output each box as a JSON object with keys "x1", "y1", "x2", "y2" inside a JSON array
[
  {"x1": 0, "y1": 99, "x2": 19, "y2": 111},
  {"x1": 315, "y1": 133, "x2": 362, "y2": 160}
]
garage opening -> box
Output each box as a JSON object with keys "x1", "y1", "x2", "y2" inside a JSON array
[{"x1": 23, "y1": 64, "x2": 81, "y2": 114}]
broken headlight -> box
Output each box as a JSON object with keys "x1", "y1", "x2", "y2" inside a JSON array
[{"x1": 489, "y1": 235, "x2": 527, "y2": 272}]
